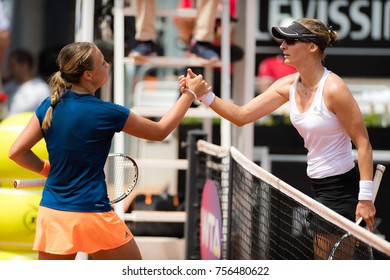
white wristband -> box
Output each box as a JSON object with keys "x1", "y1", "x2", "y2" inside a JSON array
[
  {"x1": 358, "y1": 180, "x2": 373, "y2": 201},
  {"x1": 200, "y1": 91, "x2": 215, "y2": 106}
]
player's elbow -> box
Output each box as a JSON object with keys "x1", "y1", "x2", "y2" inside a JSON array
[
  {"x1": 355, "y1": 136, "x2": 372, "y2": 152},
  {"x1": 232, "y1": 114, "x2": 251, "y2": 127},
  {"x1": 8, "y1": 146, "x2": 20, "y2": 162},
  {"x1": 151, "y1": 130, "x2": 170, "y2": 142},
  {"x1": 234, "y1": 119, "x2": 247, "y2": 127},
  {"x1": 229, "y1": 107, "x2": 254, "y2": 127},
  {"x1": 154, "y1": 134, "x2": 168, "y2": 142}
]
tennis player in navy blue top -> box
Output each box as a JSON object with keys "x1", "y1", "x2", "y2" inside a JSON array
[{"x1": 9, "y1": 42, "x2": 210, "y2": 260}]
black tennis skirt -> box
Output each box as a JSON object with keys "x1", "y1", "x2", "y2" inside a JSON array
[
  {"x1": 309, "y1": 166, "x2": 359, "y2": 222},
  {"x1": 306, "y1": 166, "x2": 362, "y2": 234}
]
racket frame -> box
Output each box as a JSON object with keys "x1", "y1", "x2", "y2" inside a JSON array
[{"x1": 106, "y1": 153, "x2": 138, "y2": 204}]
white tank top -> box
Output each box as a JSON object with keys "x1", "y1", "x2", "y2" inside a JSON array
[{"x1": 289, "y1": 68, "x2": 354, "y2": 179}]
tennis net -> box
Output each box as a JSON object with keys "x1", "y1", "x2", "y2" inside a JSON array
[{"x1": 185, "y1": 138, "x2": 390, "y2": 260}]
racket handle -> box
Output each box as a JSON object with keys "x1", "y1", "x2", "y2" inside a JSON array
[
  {"x1": 372, "y1": 164, "x2": 386, "y2": 201},
  {"x1": 355, "y1": 217, "x2": 363, "y2": 225},
  {"x1": 14, "y1": 179, "x2": 46, "y2": 189}
]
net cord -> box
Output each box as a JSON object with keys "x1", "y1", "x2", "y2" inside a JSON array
[
  {"x1": 197, "y1": 139, "x2": 230, "y2": 158},
  {"x1": 227, "y1": 145, "x2": 390, "y2": 256}
]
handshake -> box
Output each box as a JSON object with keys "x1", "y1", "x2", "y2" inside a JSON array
[{"x1": 179, "y1": 68, "x2": 216, "y2": 106}]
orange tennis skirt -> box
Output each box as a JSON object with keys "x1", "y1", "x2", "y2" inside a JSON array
[{"x1": 33, "y1": 206, "x2": 133, "y2": 255}]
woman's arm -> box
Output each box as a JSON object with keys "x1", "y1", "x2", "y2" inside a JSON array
[
  {"x1": 122, "y1": 94, "x2": 195, "y2": 141},
  {"x1": 180, "y1": 69, "x2": 291, "y2": 126},
  {"x1": 8, "y1": 114, "x2": 47, "y2": 173},
  {"x1": 326, "y1": 75, "x2": 373, "y2": 180},
  {"x1": 122, "y1": 72, "x2": 210, "y2": 141},
  {"x1": 325, "y1": 74, "x2": 375, "y2": 231}
]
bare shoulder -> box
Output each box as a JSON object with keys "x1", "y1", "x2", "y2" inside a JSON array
[
  {"x1": 269, "y1": 72, "x2": 299, "y2": 99},
  {"x1": 325, "y1": 72, "x2": 350, "y2": 94},
  {"x1": 324, "y1": 72, "x2": 356, "y2": 112}
]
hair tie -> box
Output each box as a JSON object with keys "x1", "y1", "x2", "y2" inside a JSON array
[
  {"x1": 50, "y1": 103, "x2": 56, "y2": 109},
  {"x1": 326, "y1": 26, "x2": 335, "y2": 47}
]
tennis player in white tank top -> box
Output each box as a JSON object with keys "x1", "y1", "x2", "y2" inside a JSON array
[{"x1": 181, "y1": 18, "x2": 376, "y2": 259}]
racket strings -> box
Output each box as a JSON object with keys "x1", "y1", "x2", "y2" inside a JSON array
[{"x1": 105, "y1": 154, "x2": 138, "y2": 203}]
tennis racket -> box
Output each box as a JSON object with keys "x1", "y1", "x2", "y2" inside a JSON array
[
  {"x1": 14, "y1": 153, "x2": 138, "y2": 205},
  {"x1": 328, "y1": 164, "x2": 386, "y2": 260}
]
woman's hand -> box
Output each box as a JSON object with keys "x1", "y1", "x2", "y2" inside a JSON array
[
  {"x1": 179, "y1": 68, "x2": 211, "y2": 99},
  {"x1": 356, "y1": 200, "x2": 376, "y2": 232}
]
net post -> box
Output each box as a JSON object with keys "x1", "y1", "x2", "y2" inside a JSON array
[
  {"x1": 225, "y1": 150, "x2": 234, "y2": 259},
  {"x1": 184, "y1": 129, "x2": 207, "y2": 260}
]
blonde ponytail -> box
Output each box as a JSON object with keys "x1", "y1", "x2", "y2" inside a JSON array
[{"x1": 42, "y1": 71, "x2": 68, "y2": 130}]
